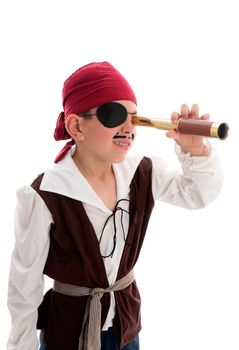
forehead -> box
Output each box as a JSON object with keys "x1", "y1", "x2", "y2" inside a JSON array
[
  {"x1": 113, "y1": 100, "x2": 137, "y2": 111},
  {"x1": 91, "y1": 100, "x2": 137, "y2": 113}
]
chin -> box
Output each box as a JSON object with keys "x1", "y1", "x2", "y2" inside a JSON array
[{"x1": 112, "y1": 153, "x2": 128, "y2": 164}]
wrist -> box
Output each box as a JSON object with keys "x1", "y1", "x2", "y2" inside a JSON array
[{"x1": 181, "y1": 144, "x2": 208, "y2": 156}]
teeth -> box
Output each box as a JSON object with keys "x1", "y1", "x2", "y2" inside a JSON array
[{"x1": 114, "y1": 141, "x2": 129, "y2": 146}]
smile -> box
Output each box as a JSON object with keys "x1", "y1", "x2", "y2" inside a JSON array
[
  {"x1": 113, "y1": 138, "x2": 133, "y2": 151},
  {"x1": 113, "y1": 140, "x2": 131, "y2": 147}
]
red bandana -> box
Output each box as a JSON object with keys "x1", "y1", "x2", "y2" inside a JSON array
[{"x1": 54, "y1": 62, "x2": 137, "y2": 163}]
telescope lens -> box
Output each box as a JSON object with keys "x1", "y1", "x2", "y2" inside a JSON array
[{"x1": 217, "y1": 123, "x2": 229, "y2": 140}]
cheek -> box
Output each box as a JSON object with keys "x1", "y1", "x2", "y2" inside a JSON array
[
  {"x1": 101, "y1": 131, "x2": 117, "y2": 145},
  {"x1": 89, "y1": 125, "x2": 117, "y2": 144}
]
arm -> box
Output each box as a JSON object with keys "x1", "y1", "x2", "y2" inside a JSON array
[
  {"x1": 151, "y1": 103, "x2": 223, "y2": 208},
  {"x1": 151, "y1": 140, "x2": 223, "y2": 209},
  {"x1": 7, "y1": 186, "x2": 52, "y2": 350}
]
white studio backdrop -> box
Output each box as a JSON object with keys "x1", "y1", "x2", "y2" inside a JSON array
[{"x1": 0, "y1": 0, "x2": 238, "y2": 349}]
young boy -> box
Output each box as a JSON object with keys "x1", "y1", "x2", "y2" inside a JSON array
[{"x1": 7, "y1": 62, "x2": 223, "y2": 350}]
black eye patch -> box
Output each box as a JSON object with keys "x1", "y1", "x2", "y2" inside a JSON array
[{"x1": 96, "y1": 102, "x2": 128, "y2": 128}]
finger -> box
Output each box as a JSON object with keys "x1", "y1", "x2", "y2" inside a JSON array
[
  {"x1": 181, "y1": 104, "x2": 190, "y2": 119},
  {"x1": 200, "y1": 113, "x2": 210, "y2": 121},
  {"x1": 166, "y1": 129, "x2": 179, "y2": 139},
  {"x1": 171, "y1": 111, "x2": 180, "y2": 124},
  {"x1": 191, "y1": 104, "x2": 199, "y2": 119}
]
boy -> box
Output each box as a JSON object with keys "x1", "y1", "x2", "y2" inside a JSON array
[{"x1": 7, "y1": 62, "x2": 223, "y2": 350}]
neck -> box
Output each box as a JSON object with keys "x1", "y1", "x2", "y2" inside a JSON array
[
  {"x1": 72, "y1": 147, "x2": 117, "y2": 210},
  {"x1": 72, "y1": 149, "x2": 113, "y2": 179}
]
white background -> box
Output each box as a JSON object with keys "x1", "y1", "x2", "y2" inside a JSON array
[{"x1": 0, "y1": 0, "x2": 238, "y2": 349}]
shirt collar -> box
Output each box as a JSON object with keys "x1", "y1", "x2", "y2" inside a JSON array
[{"x1": 40, "y1": 148, "x2": 143, "y2": 211}]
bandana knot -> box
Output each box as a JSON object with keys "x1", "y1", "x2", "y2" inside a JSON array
[{"x1": 54, "y1": 111, "x2": 70, "y2": 141}]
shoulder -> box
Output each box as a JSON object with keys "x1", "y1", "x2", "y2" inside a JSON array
[{"x1": 15, "y1": 184, "x2": 52, "y2": 220}]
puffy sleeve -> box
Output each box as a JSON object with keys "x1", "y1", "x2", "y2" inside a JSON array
[
  {"x1": 7, "y1": 185, "x2": 53, "y2": 350},
  {"x1": 151, "y1": 142, "x2": 223, "y2": 209}
]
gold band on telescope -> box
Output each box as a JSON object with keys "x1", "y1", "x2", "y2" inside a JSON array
[{"x1": 210, "y1": 122, "x2": 220, "y2": 138}]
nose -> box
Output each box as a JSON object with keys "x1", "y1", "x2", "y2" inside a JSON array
[{"x1": 121, "y1": 114, "x2": 136, "y2": 134}]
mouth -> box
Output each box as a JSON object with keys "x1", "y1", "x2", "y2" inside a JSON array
[
  {"x1": 113, "y1": 140, "x2": 132, "y2": 147},
  {"x1": 112, "y1": 134, "x2": 134, "y2": 150}
]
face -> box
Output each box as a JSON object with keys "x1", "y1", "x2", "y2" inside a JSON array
[{"x1": 77, "y1": 100, "x2": 137, "y2": 164}]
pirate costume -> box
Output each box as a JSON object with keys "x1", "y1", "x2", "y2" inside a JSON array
[{"x1": 7, "y1": 62, "x2": 223, "y2": 350}]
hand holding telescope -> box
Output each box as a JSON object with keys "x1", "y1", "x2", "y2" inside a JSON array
[{"x1": 131, "y1": 115, "x2": 229, "y2": 140}]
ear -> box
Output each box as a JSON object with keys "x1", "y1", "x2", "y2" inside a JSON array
[{"x1": 64, "y1": 114, "x2": 85, "y2": 141}]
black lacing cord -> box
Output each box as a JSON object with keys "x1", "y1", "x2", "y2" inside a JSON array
[{"x1": 98, "y1": 199, "x2": 132, "y2": 258}]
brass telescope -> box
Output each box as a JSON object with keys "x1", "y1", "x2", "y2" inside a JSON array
[{"x1": 131, "y1": 116, "x2": 229, "y2": 140}]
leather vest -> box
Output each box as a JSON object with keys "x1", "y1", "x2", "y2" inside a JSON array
[{"x1": 31, "y1": 157, "x2": 154, "y2": 349}]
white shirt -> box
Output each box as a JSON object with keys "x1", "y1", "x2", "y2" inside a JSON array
[{"x1": 7, "y1": 144, "x2": 223, "y2": 350}]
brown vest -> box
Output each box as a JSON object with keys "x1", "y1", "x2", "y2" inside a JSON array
[{"x1": 32, "y1": 157, "x2": 154, "y2": 349}]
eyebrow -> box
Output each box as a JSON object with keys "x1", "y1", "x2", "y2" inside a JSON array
[{"x1": 83, "y1": 109, "x2": 138, "y2": 116}]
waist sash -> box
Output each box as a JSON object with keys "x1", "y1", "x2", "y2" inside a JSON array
[{"x1": 53, "y1": 270, "x2": 135, "y2": 350}]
